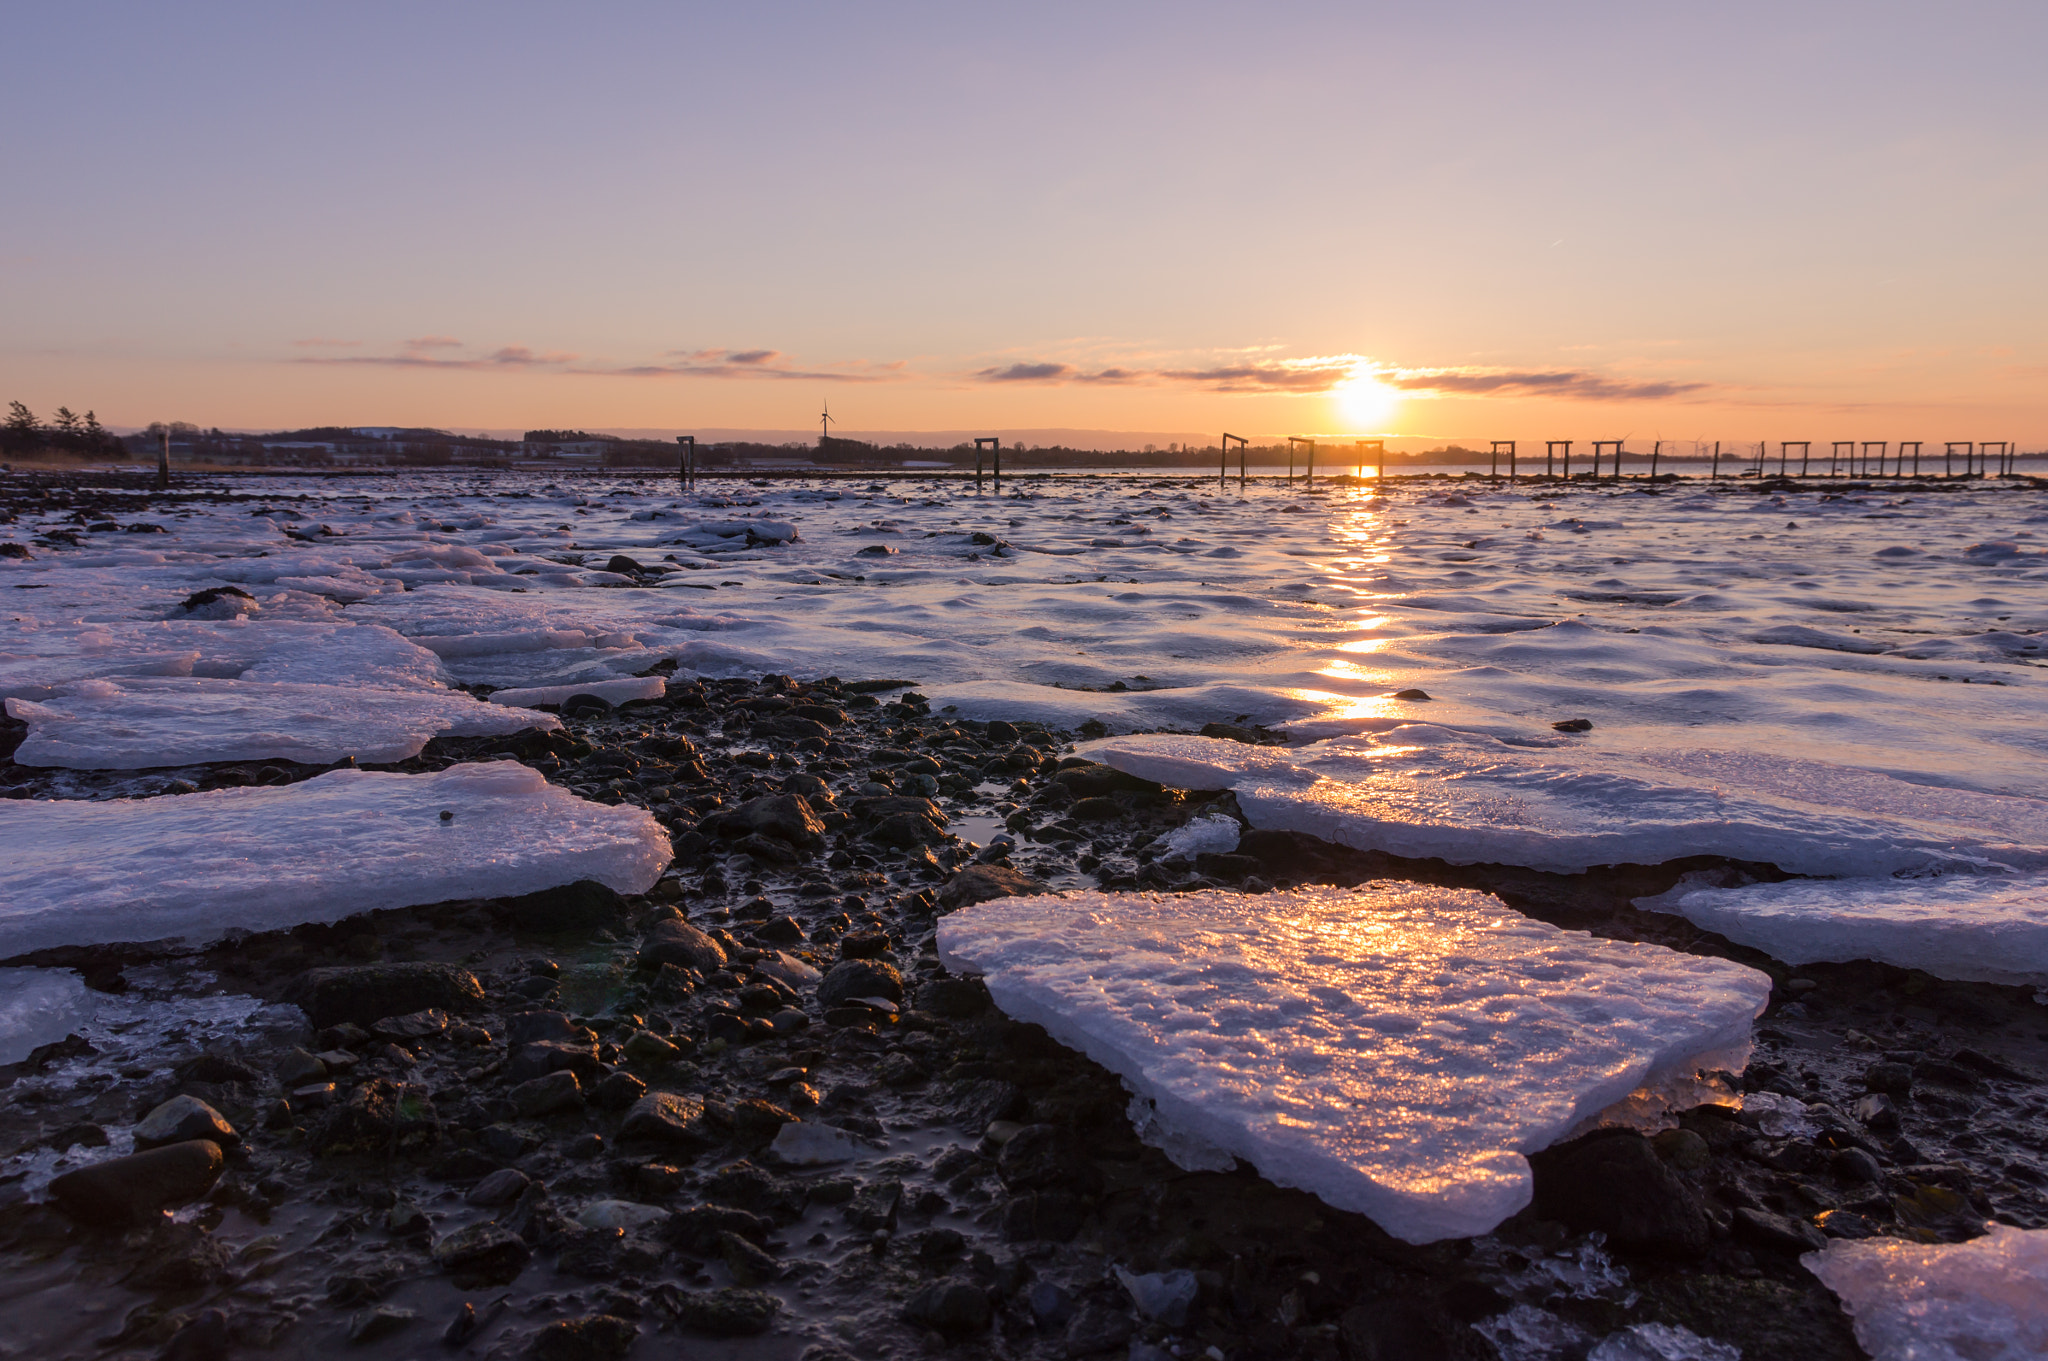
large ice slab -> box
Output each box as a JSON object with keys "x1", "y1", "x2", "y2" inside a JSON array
[
  {"x1": 1085, "y1": 730, "x2": 2048, "y2": 877},
  {"x1": 1804, "y1": 1223, "x2": 2048, "y2": 1361},
  {"x1": 6, "y1": 678, "x2": 556, "y2": 769},
  {"x1": 937, "y1": 882, "x2": 1770, "y2": 1243},
  {"x1": 488, "y1": 676, "x2": 665, "y2": 709},
  {"x1": 0, "y1": 968, "x2": 94, "y2": 1065},
  {"x1": 0, "y1": 762, "x2": 669, "y2": 954},
  {"x1": 1637, "y1": 872, "x2": 2048, "y2": 985}
]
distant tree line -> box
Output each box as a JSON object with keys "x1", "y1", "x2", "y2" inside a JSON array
[{"x1": 2, "y1": 401, "x2": 123, "y2": 458}]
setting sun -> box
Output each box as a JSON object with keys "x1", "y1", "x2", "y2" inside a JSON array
[{"x1": 1335, "y1": 368, "x2": 1401, "y2": 429}]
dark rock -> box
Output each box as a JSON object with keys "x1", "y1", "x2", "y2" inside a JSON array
[
  {"x1": 510, "y1": 1070, "x2": 584, "y2": 1117},
  {"x1": 285, "y1": 962, "x2": 484, "y2": 1028},
  {"x1": 160, "y1": 1307, "x2": 230, "y2": 1361},
  {"x1": 1198, "y1": 722, "x2": 1286, "y2": 746},
  {"x1": 870, "y1": 812, "x2": 946, "y2": 847},
  {"x1": 127, "y1": 1221, "x2": 234, "y2": 1291},
  {"x1": 530, "y1": 1314, "x2": 638, "y2": 1361},
  {"x1": 1529, "y1": 1129, "x2": 1709, "y2": 1259},
  {"x1": 1051, "y1": 763, "x2": 1159, "y2": 798},
  {"x1": 1833, "y1": 1148, "x2": 1884, "y2": 1184},
  {"x1": 1863, "y1": 1060, "x2": 1914, "y2": 1094},
  {"x1": 1853, "y1": 1093, "x2": 1900, "y2": 1132},
  {"x1": 1392, "y1": 689, "x2": 1431, "y2": 700},
  {"x1": 702, "y1": 794, "x2": 826, "y2": 849},
  {"x1": 718, "y1": 1229, "x2": 780, "y2": 1284},
  {"x1": 949, "y1": 1078, "x2": 1027, "y2": 1132},
  {"x1": 505, "y1": 880, "x2": 627, "y2": 932},
  {"x1": 174, "y1": 1052, "x2": 259, "y2": 1085},
  {"x1": 838, "y1": 929, "x2": 891, "y2": 959},
  {"x1": 1064, "y1": 1300, "x2": 1136, "y2": 1355},
  {"x1": 1551, "y1": 718, "x2": 1594, "y2": 733},
  {"x1": 596, "y1": 1071, "x2": 649, "y2": 1110},
  {"x1": 850, "y1": 793, "x2": 949, "y2": 828},
  {"x1": 904, "y1": 1280, "x2": 992, "y2": 1336},
  {"x1": 998, "y1": 1125, "x2": 1103, "y2": 1197},
  {"x1": 662, "y1": 1286, "x2": 778, "y2": 1336},
  {"x1": 845, "y1": 1179, "x2": 903, "y2": 1231},
  {"x1": 937, "y1": 863, "x2": 1049, "y2": 910},
  {"x1": 620, "y1": 1092, "x2": 714, "y2": 1147},
  {"x1": 433, "y1": 1222, "x2": 532, "y2": 1287},
  {"x1": 1070, "y1": 796, "x2": 1125, "y2": 820},
  {"x1": 133, "y1": 1095, "x2": 238, "y2": 1149},
  {"x1": 508, "y1": 1038, "x2": 602, "y2": 1083},
  {"x1": 1338, "y1": 1298, "x2": 1500, "y2": 1361},
  {"x1": 605, "y1": 554, "x2": 647, "y2": 576},
  {"x1": 309, "y1": 1079, "x2": 440, "y2": 1158},
  {"x1": 818, "y1": 958, "x2": 904, "y2": 1009},
  {"x1": 664, "y1": 1204, "x2": 771, "y2": 1253},
  {"x1": 639, "y1": 920, "x2": 728, "y2": 973},
  {"x1": 371, "y1": 1008, "x2": 449, "y2": 1043},
  {"x1": 1732, "y1": 1207, "x2": 1827, "y2": 1255},
  {"x1": 48, "y1": 1139, "x2": 224, "y2": 1226},
  {"x1": 917, "y1": 977, "x2": 991, "y2": 1018},
  {"x1": 508, "y1": 1010, "x2": 586, "y2": 1045},
  {"x1": 466, "y1": 1168, "x2": 532, "y2": 1207}
]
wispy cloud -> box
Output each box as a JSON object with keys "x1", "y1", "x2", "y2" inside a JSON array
[
  {"x1": 1387, "y1": 368, "x2": 1713, "y2": 401},
  {"x1": 968, "y1": 350, "x2": 1717, "y2": 401},
  {"x1": 291, "y1": 337, "x2": 360, "y2": 348},
  {"x1": 292, "y1": 341, "x2": 899, "y2": 382}
]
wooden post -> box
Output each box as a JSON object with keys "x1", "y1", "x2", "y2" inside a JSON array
[
  {"x1": 1546, "y1": 441, "x2": 1570, "y2": 480},
  {"x1": 1288, "y1": 437, "x2": 1316, "y2": 487},
  {"x1": 157, "y1": 426, "x2": 170, "y2": 489},
  {"x1": 676, "y1": 435, "x2": 695, "y2": 491},
  {"x1": 1490, "y1": 441, "x2": 1515, "y2": 484},
  {"x1": 1221, "y1": 434, "x2": 1247, "y2": 491},
  {"x1": 1592, "y1": 440, "x2": 1622, "y2": 480},
  {"x1": 1650, "y1": 440, "x2": 1660, "y2": 479},
  {"x1": 1710, "y1": 440, "x2": 1719, "y2": 479},
  {"x1": 974, "y1": 437, "x2": 999, "y2": 492}
]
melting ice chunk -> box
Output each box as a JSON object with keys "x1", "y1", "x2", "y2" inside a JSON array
[
  {"x1": 1637, "y1": 872, "x2": 2048, "y2": 986},
  {"x1": 0, "y1": 763, "x2": 670, "y2": 954},
  {"x1": 5, "y1": 678, "x2": 556, "y2": 768},
  {"x1": 937, "y1": 882, "x2": 1769, "y2": 1243},
  {"x1": 1152, "y1": 812, "x2": 1241, "y2": 861},
  {"x1": 1804, "y1": 1223, "x2": 2048, "y2": 1361},
  {"x1": 1086, "y1": 731, "x2": 2048, "y2": 877},
  {"x1": 0, "y1": 968, "x2": 94, "y2": 1065}
]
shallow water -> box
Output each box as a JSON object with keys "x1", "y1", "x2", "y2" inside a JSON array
[{"x1": 7, "y1": 469, "x2": 2041, "y2": 797}]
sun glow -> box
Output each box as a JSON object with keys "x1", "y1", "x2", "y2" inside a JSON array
[{"x1": 1335, "y1": 366, "x2": 1401, "y2": 428}]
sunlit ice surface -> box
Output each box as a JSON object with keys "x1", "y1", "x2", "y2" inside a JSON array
[{"x1": 938, "y1": 881, "x2": 1770, "y2": 1244}]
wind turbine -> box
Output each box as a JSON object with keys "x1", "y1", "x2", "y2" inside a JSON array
[{"x1": 820, "y1": 399, "x2": 835, "y2": 445}]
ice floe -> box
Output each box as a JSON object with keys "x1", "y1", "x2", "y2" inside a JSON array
[
  {"x1": 936, "y1": 882, "x2": 1770, "y2": 1243},
  {"x1": 0, "y1": 762, "x2": 669, "y2": 954},
  {"x1": 1085, "y1": 730, "x2": 2048, "y2": 877},
  {"x1": 1803, "y1": 1223, "x2": 2048, "y2": 1361},
  {"x1": 1637, "y1": 871, "x2": 2048, "y2": 985},
  {"x1": 7, "y1": 678, "x2": 555, "y2": 768}
]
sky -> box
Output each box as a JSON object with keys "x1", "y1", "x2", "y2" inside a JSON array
[{"x1": 2, "y1": 1, "x2": 2043, "y2": 448}]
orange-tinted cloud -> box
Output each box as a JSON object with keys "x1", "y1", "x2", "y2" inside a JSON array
[{"x1": 970, "y1": 351, "x2": 1717, "y2": 401}]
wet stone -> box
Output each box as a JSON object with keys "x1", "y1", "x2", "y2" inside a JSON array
[
  {"x1": 903, "y1": 1280, "x2": 992, "y2": 1336},
  {"x1": 530, "y1": 1313, "x2": 638, "y2": 1361},
  {"x1": 620, "y1": 1092, "x2": 714, "y2": 1148},
  {"x1": 432, "y1": 1223, "x2": 532, "y2": 1287},
  {"x1": 134, "y1": 1095, "x2": 238, "y2": 1150},
  {"x1": 510, "y1": 1069, "x2": 583, "y2": 1117},
  {"x1": 817, "y1": 958, "x2": 904, "y2": 1009},
  {"x1": 1530, "y1": 1129, "x2": 1710, "y2": 1260},
  {"x1": 48, "y1": 1139, "x2": 225, "y2": 1226},
  {"x1": 466, "y1": 1168, "x2": 531, "y2": 1206},
  {"x1": 662, "y1": 1286, "x2": 779, "y2": 1336}
]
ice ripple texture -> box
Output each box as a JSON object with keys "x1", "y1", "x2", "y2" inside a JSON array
[
  {"x1": 1086, "y1": 729, "x2": 2048, "y2": 877},
  {"x1": 1804, "y1": 1223, "x2": 2048, "y2": 1361},
  {"x1": 0, "y1": 762, "x2": 669, "y2": 954},
  {"x1": 936, "y1": 882, "x2": 1770, "y2": 1243}
]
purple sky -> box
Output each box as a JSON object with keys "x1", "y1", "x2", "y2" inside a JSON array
[{"x1": 3, "y1": 1, "x2": 2042, "y2": 444}]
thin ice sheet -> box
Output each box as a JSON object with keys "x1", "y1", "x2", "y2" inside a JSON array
[
  {"x1": 937, "y1": 882, "x2": 1770, "y2": 1243},
  {"x1": 0, "y1": 762, "x2": 670, "y2": 954},
  {"x1": 1085, "y1": 730, "x2": 2048, "y2": 877}
]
